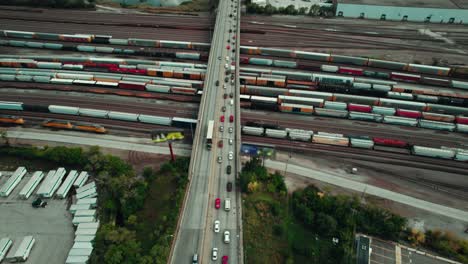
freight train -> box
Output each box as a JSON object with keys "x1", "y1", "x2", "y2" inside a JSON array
[
  {"x1": 0, "y1": 115, "x2": 24, "y2": 125},
  {"x1": 3, "y1": 29, "x2": 468, "y2": 79},
  {"x1": 241, "y1": 125, "x2": 468, "y2": 162},
  {"x1": 42, "y1": 119, "x2": 107, "y2": 133}
]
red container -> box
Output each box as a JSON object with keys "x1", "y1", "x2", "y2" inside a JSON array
[
  {"x1": 240, "y1": 56, "x2": 250, "y2": 64},
  {"x1": 118, "y1": 81, "x2": 146, "y2": 91},
  {"x1": 338, "y1": 67, "x2": 364, "y2": 76},
  {"x1": 373, "y1": 137, "x2": 408, "y2": 148},
  {"x1": 95, "y1": 63, "x2": 119, "y2": 69},
  {"x1": 396, "y1": 109, "x2": 422, "y2": 119},
  {"x1": 171, "y1": 87, "x2": 197, "y2": 95},
  {"x1": 347, "y1": 103, "x2": 372, "y2": 113},
  {"x1": 391, "y1": 72, "x2": 421, "y2": 82},
  {"x1": 456, "y1": 116, "x2": 468, "y2": 124}
]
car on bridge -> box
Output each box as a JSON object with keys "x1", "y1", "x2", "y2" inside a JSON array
[
  {"x1": 227, "y1": 182, "x2": 232, "y2": 192},
  {"x1": 229, "y1": 115, "x2": 234, "y2": 123},
  {"x1": 218, "y1": 140, "x2": 223, "y2": 148},
  {"x1": 226, "y1": 165, "x2": 231, "y2": 174},
  {"x1": 222, "y1": 106, "x2": 226, "y2": 112},
  {"x1": 228, "y1": 151, "x2": 233, "y2": 160},
  {"x1": 220, "y1": 115, "x2": 225, "y2": 122},
  {"x1": 226, "y1": 45, "x2": 230, "y2": 50},
  {"x1": 214, "y1": 220, "x2": 220, "y2": 233},
  {"x1": 212, "y1": 248, "x2": 218, "y2": 261},
  {"x1": 223, "y1": 231, "x2": 230, "y2": 243},
  {"x1": 215, "y1": 198, "x2": 221, "y2": 209},
  {"x1": 222, "y1": 256, "x2": 229, "y2": 264},
  {"x1": 224, "y1": 93, "x2": 228, "y2": 99}
]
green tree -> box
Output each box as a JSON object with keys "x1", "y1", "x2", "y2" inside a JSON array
[{"x1": 316, "y1": 213, "x2": 337, "y2": 236}]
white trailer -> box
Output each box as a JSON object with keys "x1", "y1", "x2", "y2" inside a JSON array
[
  {"x1": 72, "y1": 216, "x2": 95, "y2": 226},
  {"x1": 66, "y1": 255, "x2": 89, "y2": 264},
  {"x1": 0, "y1": 237, "x2": 13, "y2": 262},
  {"x1": 72, "y1": 242, "x2": 93, "y2": 250},
  {"x1": 73, "y1": 172, "x2": 88, "y2": 188},
  {"x1": 6, "y1": 236, "x2": 35, "y2": 262},
  {"x1": 70, "y1": 204, "x2": 91, "y2": 214},
  {"x1": 36, "y1": 170, "x2": 56, "y2": 197},
  {"x1": 68, "y1": 248, "x2": 93, "y2": 257},
  {"x1": 76, "y1": 181, "x2": 95, "y2": 194},
  {"x1": 56, "y1": 170, "x2": 79, "y2": 199},
  {"x1": 76, "y1": 198, "x2": 97, "y2": 208},
  {"x1": 18, "y1": 171, "x2": 44, "y2": 199},
  {"x1": 75, "y1": 228, "x2": 98, "y2": 236},
  {"x1": 36, "y1": 168, "x2": 67, "y2": 198},
  {"x1": 74, "y1": 236, "x2": 95, "y2": 243},
  {"x1": 76, "y1": 187, "x2": 97, "y2": 199},
  {"x1": 48, "y1": 168, "x2": 67, "y2": 197},
  {"x1": 0, "y1": 167, "x2": 27, "y2": 197},
  {"x1": 76, "y1": 222, "x2": 99, "y2": 229},
  {"x1": 74, "y1": 210, "x2": 96, "y2": 217}
]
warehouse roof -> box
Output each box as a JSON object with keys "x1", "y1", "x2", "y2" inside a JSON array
[{"x1": 338, "y1": 0, "x2": 468, "y2": 9}]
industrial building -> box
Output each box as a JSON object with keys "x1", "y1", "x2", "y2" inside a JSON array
[{"x1": 335, "y1": 0, "x2": 468, "y2": 24}]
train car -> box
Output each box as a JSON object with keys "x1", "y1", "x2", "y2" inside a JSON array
[
  {"x1": 451, "y1": 80, "x2": 468, "y2": 90},
  {"x1": 367, "y1": 59, "x2": 407, "y2": 70},
  {"x1": 42, "y1": 119, "x2": 73, "y2": 129},
  {"x1": 240, "y1": 76, "x2": 257, "y2": 85},
  {"x1": 313, "y1": 73, "x2": 354, "y2": 85},
  {"x1": 249, "y1": 58, "x2": 273, "y2": 66},
  {"x1": 407, "y1": 64, "x2": 450, "y2": 76},
  {"x1": 329, "y1": 55, "x2": 368, "y2": 66},
  {"x1": 60, "y1": 34, "x2": 93, "y2": 43},
  {"x1": 420, "y1": 77, "x2": 451, "y2": 87},
  {"x1": 347, "y1": 103, "x2": 372, "y2": 113},
  {"x1": 287, "y1": 90, "x2": 334, "y2": 100},
  {"x1": 312, "y1": 134, "x2": 349, "y2": 147},
  {"x1": 259, "y1": 48, "x2": 291, "y2": 57},
  {"x1": 170, "y1": 87, "x2": 197, "y2": 95},
  {"x1": 383, "y1": 116, "x2": 418, "y2": 126},
  {"x1": 455, "y1": 116, "x2": 468, "y2": 124},
  {"x1": 373, "y1": 137, "x2": 408, "y2": 148},
  {"x1": 0, "y1": 115, "x2": 24, "y2": 125},
  {"x1": 427, "y1": 103, "x2": 468, "y2": 115},
  {"x1": 421, "y1": 112, "x2": 455, "y2": 123},
  {"x1": 256, "y1": 77, "x2": 286, "y2": 88},
  {"x1": 314, "y1": 108, "x2": 349, "y2": 118},
  {"x1": 334, "y1": 94, "x2": 379, "y2": 105},
  {"x1": 349, "y1": 112, "x2": 383, "y2": 122},
  {"x1": 273, "y1": 60, "x2": 297, "y2": 68},
  {"x1": 379, "y1": 98, "x2": 427, "y2": 111},
  {"x1": 73, "y1": 123, "x2": 107, "y2": 134},
  {"x1": 278, "y1": 103, "x2": 314, "y2": 115},
  {"x1": 418, "y1": 120, "x2": 455, "y2": 132},
  {"x1": 451, "y1": 66, "x2": 468, "y2": 78},
  {"x1": 338, "y1": 67, "x2": 364, "y2": 76},
  {"x1": 390, "y1": 72, "x2": 421, "y2": 82},
  {"x1": 278, "y1": 95, "x2": 324, "y2": 107},
  {"x1": 118, "y1": 81, "x2": 146, "y2": 91},
  {"x1": 242, "y1": 126, "x2": 264, "y2": 136},
  {"x1": 411, "y1": 146, "x2": 455, "y2": 160},
  {"x1": 241, "y1": 85, "x2": 287, "y2": 97},
  {"x1": 294, "y1": 51, "x2": 330, "y2": 61},
  {"x1": 396, "y1": 109, "x2": 422, "y2": 119},
  {"x1": 321, "y1": 65, "x2": 339, "y2": 73}
]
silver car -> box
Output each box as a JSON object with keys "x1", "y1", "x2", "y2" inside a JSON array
[
  {"x1": 228, "y1": 127, "x2": 233, "y2": 133},
  {"x1": 212, "y1": 248, "x2": 218, "y2": 261},
  {"x1": 214, "y1": 220, "x2": 220, "y2": 233},
  {"x1": 228, "y1": 151, "x2": 233, "y2": 160},
  {"x1": 219, "y1": 126, "x2": 224, "y2": 132},
  {"x1": 223, "y1": 231, "x2": 230, "y2": 244},
  {"x1": 217, "y1": 156, "x2": 222, "y2": 163}
]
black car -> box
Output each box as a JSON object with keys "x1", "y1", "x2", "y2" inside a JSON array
[
  {"x1": 215, "y1": 80, "x2": 220, "y2": 86},
  {"x1": 229, "y1": 29, "x2": 232, "y2": 33},
  {"x1": 226, "y1": 182, "x2": 233, "y2": 192},
  {"x1": 226, "y1": 165, "x2": 232, "y2": 174},
  {"x1": 229, "y1": 92, "x2": 234, "y2": 98},
  {"x1": 222, "y1": 106, "x2": 226, "y2": 112},
  {"x1": 224, "y1": 77, "x2": 229, "y2": 83},
  {"x1": 32, "y1": 198, "x2": 47, "y2": 208}
]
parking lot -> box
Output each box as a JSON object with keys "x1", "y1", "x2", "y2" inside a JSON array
[
  {"x1": 370, "y1": 237, "x2": 455, "y2": 264},
  {"x1": 0, "y1": 170, "x2": 74, "y2": 264}
]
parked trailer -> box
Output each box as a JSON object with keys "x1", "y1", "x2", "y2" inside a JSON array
[
  {"x1": 74, "y1": 236, "x2": 95, "y2": 243},
  {"x1": 77, "y1": 222, "x2": 99, "y2": 229},
  {"x1": 76, "y1": 182, "x2": 95, "y2": 194},
  {"x1": 73, "y1": 172, "x2": 89, "y2": 188},
  {"x1": 76, "y1": 188, "x2": 97, "y2": 200},
  {"x1": 75, "y1": 228, "x2": 98, "y2": 236},
  {"x1": 0, "y1": 238, "x2": 13, "y2": 262},
  {"x1": 66, "y1": 255, "x2": 89, "y2": 264},
  {"x1": 36, "y1": 168, "x2": 66, "y2": 198},
  {"x1": 18, "y1": 171, "x2": 44, "y2": 199},
  {"x1": 5, "y1": 236, "x2": 35, "y2": 262},
  {"x1": 68, "y1": 248, "x2": 93, "y2": 257},
  {"x1": 72, "y1": 216, "x2": 96, "y2": 226},
  {"x1": 74, "y1": 210, "x2": 96, "y2": 217},
  {"x1": 56, "y1": 170, "x2": 79, "y2": 199},
  {"x1": 411, "y1": 146, "x2": 455, "y2": 160},
  {"x1": 76, "y1": 197, "x2": 97, "y2": 208},
  {"x1": 0, "y1": 167, "x2": 27, "y2": 197},
  {"x1": 70, "y1": 204, "x2": 91, "y2": 214}
]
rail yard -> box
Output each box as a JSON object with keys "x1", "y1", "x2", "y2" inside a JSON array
[{"x1": 0, "y1": 3, "x2": 468, "y2": 264}]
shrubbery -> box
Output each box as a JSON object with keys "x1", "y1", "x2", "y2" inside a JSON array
[
  {"x1": 246, "y1": 3, "x2": 334, "y2": 17},
  {"x1": 1, "y1": 0, "x2": 95, "y2": 8}
]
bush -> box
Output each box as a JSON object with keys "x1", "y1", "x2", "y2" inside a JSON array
[{"x1": 273, "y1": 224, "x2": 284, "y2": 236}]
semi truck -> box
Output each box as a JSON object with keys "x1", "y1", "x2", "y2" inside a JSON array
[{"x1": 206, "y1": 120, "x2": 214, "y2": 150}]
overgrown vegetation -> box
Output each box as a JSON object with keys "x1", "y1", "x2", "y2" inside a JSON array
[
  {"x1": 0, "y1": 0, "x2": 96, "y2": 8},
  {"x1": 246, "y1": 3, "x2": 334, "y2": 17},
  {"x1": 241, "y1": 156, "x2": 468, "y2": 264},
  {"x1": 0, "y1": 146, "x2": 189, "y2": 264}
]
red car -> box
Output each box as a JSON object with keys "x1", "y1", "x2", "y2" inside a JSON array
[
  {"x1": 220, "y1": 115, "x2": 225, "y2": 122},
  {"x1": 223, "y1": 93, "x2": 228, "y2": 99},
  {"x1": 229, "y1": 115, "x2": 234, "y2": 123},
  {"x1": 218, "y1": 140, "x2": 223, "y2": 148},
  {"x1": 226, "y1": 45, "x2": 231, "y2": 50},
  {"x1": 215, "y1": 198, "x2": 221, "y2": 209},
  {"x1": 222, "y1": 256, "x2": 228, "y2": 264}
]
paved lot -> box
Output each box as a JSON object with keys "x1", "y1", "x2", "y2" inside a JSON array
[{"x1": 0, "y1": 170, "x2": 74, "y2": 264}]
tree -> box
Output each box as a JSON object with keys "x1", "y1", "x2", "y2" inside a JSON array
[
  {"x1": 316, "y1": 213, "x2": 337, "y2": 236},
  {"x1": 247, "y1": 181, "x2": 260, "y2": 193}
]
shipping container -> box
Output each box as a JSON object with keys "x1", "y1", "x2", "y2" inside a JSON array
[
  {"x1": 76, "y1": 182, "x2": 96, "y2": 194},
  {"x1": 70, "y1": 204, "x2": 91, "y2": 214},
  {"x1": 49, "y1": 105, "x2": 79, "y2": 115},
  {"x1": 66, "y1": 255, "x2": 89, "y2": 264},
  {"x1": 76, "y1": 198, "x2": 97, "y2": 208},
  {"x1": 68, "y1": 248, "x2": 93, "y2": 257},
  {"x1": 73, "y1": 172, "x2": 89, "y2": 188},
  {"x1": 36, "y1": 168, "x2": 66, "y2": 198},
  {"x1": 74, "y1": 210, "x2": 96, "y2": 217},
  {"x1": 411, "y1": 146, "x2": 455, "y2": 159},
  {"x1": 56, "y1": 170, "x2": 79, "y2": 199},
  {"x1": 0, "y1": 167, "x2": 27, "y2": 197},
  {"x1": 18, "y1": 171, "x2": 44, "y2": 199},
  {"x1": 74, "y1": 236, "x2": 95, "y2": 243}
]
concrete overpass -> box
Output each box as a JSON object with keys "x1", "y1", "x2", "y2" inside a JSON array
[{"x1": 168, "y1": 0, "x2": 243, "y2": 262}]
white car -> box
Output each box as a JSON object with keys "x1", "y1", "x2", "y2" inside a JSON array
[
  {"x1": 214, "y1": 220, "x2": 220, "y2": 233},
  {"x1": 217, "y1": 156, "x2": 222, "y2": 163},
  {"x1": 225, "y1": 56, "x2": 230, "y2": 61},
  {"x1": 224, "y1": 63, "x2": 229, "y2": 69},
  {"x1": 228, "y1": 127, "x2": 233, "y2": 133},
  {"x1": 223, "y1": 84, "x2": 227, "y2": 89},
  {"x1": 212, "y1": 248, "x2": 218, "y2": 261},
  {"x1": 223, "y1": 231, "x2": 230, "y2": 244},
  {"x1": 228, "y1": 139, "x2": 233, "y2": 145},
  {"x1": 228, "y1": 151, "x2": 233, "y2": 160}
]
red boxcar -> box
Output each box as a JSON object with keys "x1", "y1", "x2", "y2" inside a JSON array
[
  {"x1": 396, "y1": 109, "x2": 422, "y2": 119},
  {"x1": 171, "y1": 87, "x2": 197, "y2": 95},
  {"x1": 390, "y1": 72, "x2": 421, "y2": 82},
  {"x1": 347, "y1": 103, "x2": 372, "y2": 113},
  {"x1": 456, "y1": 116, "x2": 468, "y2": 124},
  {"x1": 373, "y1": 137, "x2": 408, "y2": 148},
  {"x1": 118, "y1": 81, "x2": 146, "y2": 91},
  {"x1": 338, "y1": 67, "x2": 364, "y2": 76}
]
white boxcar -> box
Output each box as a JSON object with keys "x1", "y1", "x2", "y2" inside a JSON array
[
  {"x1": 56, "y1": 170, "x2": 79, "y2": 199},
  {"x1": 18, "y1": 171, "x2": 44, "y2": 199},
  {"x1": 6, "y1": 236, "x2": 35, "y2": 262},
  {"x1": 0, "y1": 237, "x2": 13, "y2": 262},
  {"x1": 73, "y1": 172, "x2": 89, "y2": 188},
  {"x1": 0, "y1": 167, "x2": 27, "y2": 197}
]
